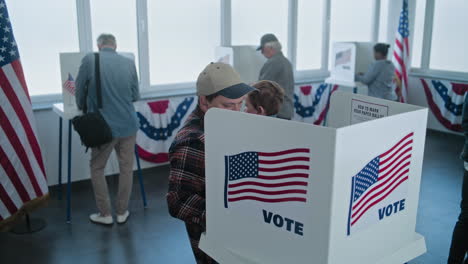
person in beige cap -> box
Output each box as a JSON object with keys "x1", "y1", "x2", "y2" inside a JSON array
[{"x1": 166, "y1": 62, "x2": 255, "y2": 263}]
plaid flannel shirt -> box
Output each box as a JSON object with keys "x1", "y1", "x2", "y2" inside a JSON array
[{"x1": 167, "y1": 107, "x2": 216, "y2": 263}]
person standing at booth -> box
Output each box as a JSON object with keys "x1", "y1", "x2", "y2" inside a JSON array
[
  {"x1": 167, "y1": 62, "x2": 255, "y2": 263},
  {"x1": 245, "y1": 80, "x2": 285, "y2": 117},
  {"x1": 75, "y1": 34, "x2": 140, "y2": 225},
  {"x1": 257, "y1": 33, "x2": 294, "y2": 120},
  {"x1": 355, "y1": 43, "x2": 397, "y2": 101},
  {"x1": 447, "y1": 94, "x2": 468, "y2": 264}
]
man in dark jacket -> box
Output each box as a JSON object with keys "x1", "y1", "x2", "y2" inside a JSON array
[
  {"x1": 257, "y1": 34, "x2": 294, "y2": 120},
  {"x1": 447, "y1": 94, "x2": 468, "y2": 264}
]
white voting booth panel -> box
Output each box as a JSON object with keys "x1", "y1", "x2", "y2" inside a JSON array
[
  {"x1": 200, "y1": 91, "x2": 427, "y2": 264},
  {"x1": 215, "y1": 46, "x2": 266, "y2": 85},
  {"x1": 326, "y1": 42, "x2": 378, "y2": 95},
  {"x1": 59, "y1": 52, "x2": 135, "y2": 118}
]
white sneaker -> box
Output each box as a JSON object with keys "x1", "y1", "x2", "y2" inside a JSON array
[
  {"x1": 89, "y1": 213, "x2": 113, "y2": 225},
  {"x1": 116, "y1": 210, "x2": 130, "y2": 224}
]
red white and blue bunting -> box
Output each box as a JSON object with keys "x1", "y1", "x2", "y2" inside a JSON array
[
  {"x1": 293, "y1": 83, "x2": 339, "y2": 125},
  {"x1": 421, "y1": 78, "x2": 468, "y2": 132},
  {"x1": 135, "y1": 97, "x2": 196, "y2": 163},
  {"x1": 136, "y1": 83, "x2": 338, "y2": 164},
  {"x1": 135, "y1": 80, "x2": 467, "y2": 164}
]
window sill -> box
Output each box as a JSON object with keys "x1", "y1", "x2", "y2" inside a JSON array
[
  {"x1": 295, "y1": 69, "x2": 330, "y2": 84},
  {"x1": 410, "y1": 68, "x2": 468, "y2": 83},
  {"x1": 31, "y1": 76, "x2": 330, "y2": 112},
  {"x1": 140, "y1": 87, "x2": 196, "y2": 100},
  {"x1": 31, "y1": 85, "x2": 198, "y2": 112}
]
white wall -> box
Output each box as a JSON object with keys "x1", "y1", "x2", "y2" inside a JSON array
[{"x1": 35, "y1": 79, "x2": 462, "y2": 189}]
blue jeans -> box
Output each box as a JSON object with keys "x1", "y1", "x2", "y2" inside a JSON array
[{"x1": 448, "y1": 170, "x2": 468, "y2": 264}]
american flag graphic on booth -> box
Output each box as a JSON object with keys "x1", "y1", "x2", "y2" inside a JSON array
[
  {"x1": 335, "y1": 48, "x2": 352, "y2": 67},
  {"x1": 347, "y1": 132, "x2": 413, "y2": 235},
  {"x1": 63, "y1": 73, "x2": 75, "y2": 95},
  {"x1": 224, "y1": 148, "x2": 310, "y2": 208}
]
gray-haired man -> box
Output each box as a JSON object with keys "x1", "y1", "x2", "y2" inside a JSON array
[
  {"x1": 75, "y1": 33, "x2": 140, "y2": 225},
  {"x1": 257, "y1": 33, "x2": 295, "y2": 120}
]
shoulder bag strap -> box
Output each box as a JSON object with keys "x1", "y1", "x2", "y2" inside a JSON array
[
  {"x1": 94, "y1": 52, "x2": 103, "y2": 109},
  {"x1": 83, "y1": 79, "x2": 89, "y2": 114}
]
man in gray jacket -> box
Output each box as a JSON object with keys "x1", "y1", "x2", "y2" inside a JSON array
[
  {"x1": 76, "y1": 34, "x2": 140, "y2": 225},
  {"x1": 257, "y1": 34, "x2": 295, "y2": 120}
]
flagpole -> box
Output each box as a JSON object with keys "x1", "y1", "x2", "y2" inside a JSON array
[{"x1": 10, "y1": 213, "x2": 46, "y2": 234}]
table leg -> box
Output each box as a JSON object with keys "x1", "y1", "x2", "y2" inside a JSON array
[
  {"x1": 66, "y1": 120, "x2": 72, "y2": 223},
  {"x1": 323, "y1": 83, "x2": 333, "y2": 126},
  {"x1": 58, "y1": 117, "x2": 63, "y2": 200},
  {"x1": 134, "y1": 146, "x2": 147, "y2": 208}
]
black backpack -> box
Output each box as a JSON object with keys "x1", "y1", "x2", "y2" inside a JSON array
[{"x1": 72, "y1": 53, "x2": 113, "y2": 150}]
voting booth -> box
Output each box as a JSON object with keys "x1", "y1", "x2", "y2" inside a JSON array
[
  {"x1": 325, "y1": 42, "x2": 380, "y2": 95},
  {"x1": 59, "y1": 52, "x2": 135, "y2": 117},
  {"x1": 215, "y1": 46, "x2": 266, "y2": 84},
  {"x1": 200, "y1": 91, "x2": 428, "y2": 264}
]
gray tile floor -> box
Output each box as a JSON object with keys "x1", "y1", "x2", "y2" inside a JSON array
[{"x1": 0, "y1": 130, "x2": 464, "y2": 264}]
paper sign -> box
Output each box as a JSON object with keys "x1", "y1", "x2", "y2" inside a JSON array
[{"x1": 350, "y1": 99, "x2": 389, "y2": 124}]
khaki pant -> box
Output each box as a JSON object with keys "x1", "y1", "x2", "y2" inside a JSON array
[{"x1": 90, "y1": 135, "x2": 136, "y2": 215}]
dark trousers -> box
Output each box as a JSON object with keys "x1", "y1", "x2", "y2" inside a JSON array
[
  {"x1": 185, "y1": 224, "x2": 217, "y2": 264},
  {"x1": 448, "y1": 170, "x2": 468, "y2": 264}
]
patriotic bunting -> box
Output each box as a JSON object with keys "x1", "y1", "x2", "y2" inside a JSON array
[
  {"x1": 421, "y1": 78, "x2": 468, "y2": 132},
  {"x1": 135, "y1": 97, "x2": 196, "y2": 163}
]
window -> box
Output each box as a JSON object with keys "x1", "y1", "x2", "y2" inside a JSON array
[
  {"x1": 329, "y1": 0, "x2": 373, "y2": 45},
  {"x1": 329, "y1": 0, "x2": 374, "y2": 68},
  {"x1": 410, "y1": 0, "x2": 426, "y2": 68},
  {"x1": 91, "y1": 0, "x2": 139, "y2": 74},
  {"x1": 296, "y1": 0, "x2": 324, "y2": 70},
  {"x1": 7, "y1": 0, "x2": 79, "y2": 96},
  {"x1": 378, "y1": 0, "x2": 390, "y2": 42},
  {"x1": 429, "y1": 0, "x2": 468, "y2": 72},
  {"x1": 232, "y1": 0, "x2": 289, "y2": 57},
  {"x1": 147, "y1": 0, "x2": 220, "y2": 85}
]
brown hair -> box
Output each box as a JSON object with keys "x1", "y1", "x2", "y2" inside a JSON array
[{"x1": 249, "y1": 80, "x2": 285, "y2": 116}]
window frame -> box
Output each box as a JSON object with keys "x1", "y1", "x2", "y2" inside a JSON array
[
  {"x1": 29, "y1": 0, "x2": 377, "y2": 104},
  {"x1": 28, "y1": 0, "x2": 467, "y2": 107},
  {"x1": 409, "y1": 0, "x2": 468, "y2": 82},
  {"x1": 293, "y1": 0, "x2": 330, "y2": 82}
]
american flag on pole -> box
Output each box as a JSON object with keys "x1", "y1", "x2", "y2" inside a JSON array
[
  {"x1": 63, "y1": 73, "x2": 75, "y2": 95},
  {"x1": 224, "y1": 148, "x2": 310, "y2": 208},
  {"x1": 347, "y1": 132, "x2": 413, "y2": 235},
  {"x1": 0, "y1": 0, "x2": 48, "y2": 229},
  {"x1": 392, "y1": 0, "x2": 410, "y2": 103}
]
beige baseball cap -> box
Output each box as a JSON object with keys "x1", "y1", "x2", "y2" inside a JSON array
[{"x1": 196, "y1": 62, "x2": 256, "y2": 99}]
